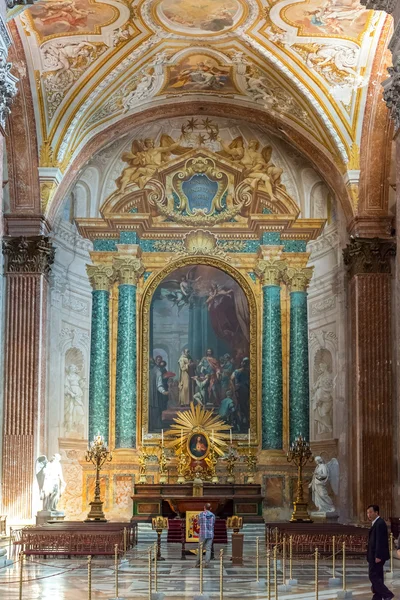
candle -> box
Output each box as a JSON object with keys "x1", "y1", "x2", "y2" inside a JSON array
[
  {"x1": 142, "y1": 427, "x2": 145, "y2": 443},
  {"x1": 212, "y1": 430, "x2": 214, "y2": 444},
  {"x1": 248, "y1": 428, "x2": 251, "y2": 447},
  {"x1": 161, "y1": 429, "x2": 164, "y2": 446},
  {"x1": 181, "y1": 428, "x2": 183, "y2": 445},
  {"x1": 230, "y1": 428, "x2": 232, "y2": 445}
]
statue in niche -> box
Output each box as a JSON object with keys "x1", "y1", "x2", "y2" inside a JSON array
[
  {"x1": 312, "y1": 349, "x2": 335, "y2": 436},
  {"x1": 35, "y1": 454, "x2": 66, "y2": 513},
  {"x1": 309, "y1": 456, "x2": 339, "y2": 514},
  {"x1": 64, "y1": 347, "x2": 86, "y2": 437}
]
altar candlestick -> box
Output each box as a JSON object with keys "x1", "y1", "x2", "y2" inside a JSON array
[
  {"x1": 248, "y1": 428, "x2": 251, "y2": 447},
  {"x1": 212, "y1": 430, "x2": 214, "y2": 444},
  {"x1": 142, "y1": 427, "x2": 145, "y2": 443},
  {"x1": 181, "y1": 428, "x2": 183, "y2": 445},
  {"x1": 161, "y1": 429, "x2": 164, "y2": 446},
  {"x1": 230, "y1": 428, "x2": 232, "y2": 445}
]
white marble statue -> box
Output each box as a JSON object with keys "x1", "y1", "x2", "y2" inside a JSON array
[
  {"x1": 312, "y1": 360, "x2": 335, "y2": 435},
  {"x1": 35, "y1": 454, "x2": 66, "y2": 513},
  {"x1": 64, "y1": 364, "x2": 85, "y2": 434},
  {"x1": 309, "y1": 456, "x2": 339, "y2": 514}
]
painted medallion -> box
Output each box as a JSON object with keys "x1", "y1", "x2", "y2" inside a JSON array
[{"x1": 155, "y1": 0, "x2": 244, "y2": 35}]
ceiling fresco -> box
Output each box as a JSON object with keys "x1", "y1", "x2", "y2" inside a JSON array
[{"x1": 6, "y1": 0, "x2": 391, "y2": 217}]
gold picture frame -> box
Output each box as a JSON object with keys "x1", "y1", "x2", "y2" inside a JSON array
[
  {"x1": 187, "y1": 431, "x2": 210, "y2": 461},
  {"x1": 186, "y1": 510, "x2": 201, "y2": 543}
]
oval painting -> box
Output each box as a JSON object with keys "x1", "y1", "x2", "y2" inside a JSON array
[
  {"x1": 188, "y1": 432, "x2": 209, "y2": 460},
  {"x1": 155, "y1": 0, "x2": 243, "y2": 35}
]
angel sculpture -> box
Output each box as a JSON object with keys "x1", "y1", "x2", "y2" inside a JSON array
[
  {"x1": 116, "y1": 134, "x2": 191, "y2": 194},
  {"x1": 35, "y1": 454, "x2": 66, "y2": 513},
  {"x1": 309, "y1": 456, "x2": 339, "y2": 514},
  {"x1": 161, "y1": 267, "x2": 202, "y2": 312},
  {"x1": 218, "y1": 136, "x2": 283, "y2": 199}
]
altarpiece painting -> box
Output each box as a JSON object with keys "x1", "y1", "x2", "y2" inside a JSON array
[{"x1": 148, "y1": 264, "x2": 250, "y2": 433}]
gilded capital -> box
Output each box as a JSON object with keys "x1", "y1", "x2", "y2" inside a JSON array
[
  {"x1": 2, "y1": 236, "x2": 55, "y2": 276},
  {"x1": 284, "y1": 266, "x2": 313, "y2": 292},
  {"x1": 254, "y1": 259, "x2": 286, "y2": 286},
  {"x1": 113, "y1": 256, "x2": 145, "y2": 286},
  {"x1": 86, "y1": 264, "x2": 114, "y2": 291},
  {"x1": 343, "y1": 238, "x2": 395, "y2": 279}
]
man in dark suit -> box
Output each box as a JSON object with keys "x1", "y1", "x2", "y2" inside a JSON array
[{"x1": 367, "y1": 504, "x2": 394, "y2": 600}]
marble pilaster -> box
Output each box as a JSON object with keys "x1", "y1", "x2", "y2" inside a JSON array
[
  {"x1": 114, "y1": 257, "x2": 144, "y2": 449},
  {"x1": 255, "y1": 259, "x2": 285, "y2": 449},
  {"x1": 86, "y1": 264, "x2": 113, "y2": 443},
  {"x1": 1, "y1": 236, "x2": 54, "y2": 519},
  {"x1": 343, "y1": 238, "x2": 395, "y2": 521},
  {"x1": 285, "y1": 267, "x2": 313, "y2": 443}
]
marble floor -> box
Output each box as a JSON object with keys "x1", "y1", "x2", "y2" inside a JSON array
[{"x1": 0, "y1": 543, "x2": 398, "y2": 600}]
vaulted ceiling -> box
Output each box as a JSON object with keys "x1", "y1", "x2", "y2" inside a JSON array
[{"x1": 5, "y1": 0, "x2": 394, "y2": 223}]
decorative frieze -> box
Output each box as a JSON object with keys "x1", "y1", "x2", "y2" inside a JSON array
[
  {"x1": 2, "y1": 235, "x2": 55, "y2": 275},
  {"x1": 343, "y1": 238, "x2": 396, "y2": 278}
]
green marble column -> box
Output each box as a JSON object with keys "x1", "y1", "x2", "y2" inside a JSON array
[
  {"x1": 114, "y1": 257, "x2": 144, "y2": 449},
  {"x1": 256, "y1": 259, "x2": 285, "y2": 450},
  {"x1": 287, "y1": 267, "x2": 313, "y2": 443},
  {"x1": 86, "y1": 265, "x2": 114, "y2": 443}
]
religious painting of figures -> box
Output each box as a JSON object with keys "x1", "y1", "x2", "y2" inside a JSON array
[
  {"x1": 27, "y1": 0, "x2": 117, "y2": 40},
  {"x1": 155, "y1": 0, "x2": 243, "y2": 34},
  {"x1": 283, "y1": 0, "x2": 367, "y2": 39},
  {"x1": 148, "y1": 264, "x2": 250, "y2": 433},
  {"x1": 163, "y1": 54, "x2": 236, "y2": 95}
]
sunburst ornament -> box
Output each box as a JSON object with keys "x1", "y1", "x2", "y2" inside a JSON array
[{"x1": 166, "y1": 404, "x2": 230, "y2": 459}]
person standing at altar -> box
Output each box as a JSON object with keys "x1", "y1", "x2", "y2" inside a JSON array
[
  {"x1": 197, "y1": 348, "x2": 221, "y2": 405},
  {"x1": 178, "y1": 348, "x2": 195, "y2": 406},
  {"x1": 195, "y1": 503, "x2": 215, "y2": 568},
  {"x1": 366, "y1": 504, "x2": 393, "y2": 600}
]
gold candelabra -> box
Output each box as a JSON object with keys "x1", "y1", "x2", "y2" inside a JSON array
[
  {"x1": 85, "y1": 434, "x2": 112, "y2": 522},
  {"x1": 138, "y1": 444, "x2": 150, "y2": 484},
  {"x1": 208, "y1": 440, "x2": 219, "y2": 484},
  {"x1": 158, "y1": 441, "x2": 168, "y2": 485},
  {"x1": 225, "y1": 446, "x2": 238, "y2": 484},
  {"x1": 177, "y1": 450, "x2": 189, "y2": 484},
  {"x1": 245, "y1": 447, "x2": 257, "y2": 484},
  {"x1": 287, "y1": 434, "x2": 313, "y2": 522}
]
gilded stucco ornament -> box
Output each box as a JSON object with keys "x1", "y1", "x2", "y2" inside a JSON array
[
  {"x1": 113, "y1": 256, "x2": 145, "y2": 285},
  {"x1": 284, "y1": 266, "x2": 314, "y2": 292},
  {"x1": 86, "y1": 264, "x2": 114, "y2": 291},
  {"x1": 168, "y1": 229, "x2": 230, "y2": 262},
  {"x1": 254, "y1": 259, "x2": 287, "y2": 286}
]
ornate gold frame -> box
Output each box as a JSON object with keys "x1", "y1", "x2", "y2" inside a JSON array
[
  {"x1": 137, "y1": 255, "x2": 259, "y2": 444},
  {"x1": 187, "y1": 431, "x2": 210, "y2": 461}
]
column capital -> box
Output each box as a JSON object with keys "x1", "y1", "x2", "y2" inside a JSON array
[
  {"x1": 359, "y1": 0, "x2": 396, "y2": 12},
  {"x1": 86, "y1": 264, "x2": 114, "y2": 291},
  {"x1": 343, "y1": 237, "x2": 396, "y2": 278},
  {"x1": 284, "y1": 266, "x2": 313, "y2": 292},
  {"x1": 2, "y1": 235, "x2": 55, "y2": 275},
  {"x1": 113, "y1": 256, "x2": 145, "y2": 286},
  {"x1": 254, "y1": 259, "x2": 286, "y2": 286}
]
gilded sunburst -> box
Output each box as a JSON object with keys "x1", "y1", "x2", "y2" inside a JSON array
[{"x1": 166, "y1": 404, "x2": 230, "y2": 457}]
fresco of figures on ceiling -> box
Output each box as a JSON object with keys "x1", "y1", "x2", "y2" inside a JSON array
[
  {"x1": 148, "y1": 265, "x2": 250, "y2": 433},
  {"x1": 282, "y1": 0, "x2": 368, "y2": 39},
  {"x1": 164, "y1": 54, "x2": 236, "y2": 94},
  {"x1": 26, "y1": 0, "x2": 118, "y2": 40},
  {"x1": 155, "y1": 0, "x2": 244, "y2": 34}
]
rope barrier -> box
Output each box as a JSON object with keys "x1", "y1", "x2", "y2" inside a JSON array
[
  {"x1": 219, "y1": 548, "x2": 223, "y2": 600},
  {"x1": 87, "y1": 555, "x2": 92, "y2": 600},
  {"x1": 315, "y1": 548, "x2": 319, "y2": 600},
  {"x1": 148, "y1": 546, "x2": 152, "y2": 600}
]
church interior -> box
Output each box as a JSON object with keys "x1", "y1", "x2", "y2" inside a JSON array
[{"x1": 0, "y1": 0, "x2": 399, "y2": 598}]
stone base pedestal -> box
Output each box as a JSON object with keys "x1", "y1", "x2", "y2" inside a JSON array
[
  {"x1": 36, "y1": 510, "x2": 65, "y2": 525},
  {"x1": 287, "y1": 578, "x2": 298, "y2": 586},
  {"x1": 329, "y1": 577, "x2": 341, "y2": 586},
  {"x1": 231, "y1": 533, "x2": 244, "y2": 565},
  {"x1": 336, "y1": 591, "x2": 352, "y2": 599},
  {"x1": 311, "y1": 511, "x2": 339, "y2": 522}
]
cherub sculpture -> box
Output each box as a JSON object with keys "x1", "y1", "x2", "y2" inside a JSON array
[
  {"x1": 35, "y1": 454, "x2": 66, "y2": 513},
  {"x1": 116, "y1": 134, "x2": 191, "y2": 194}
]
